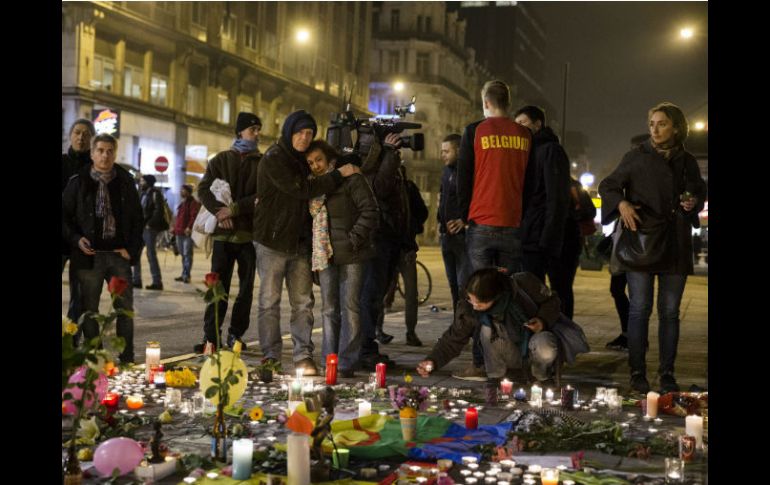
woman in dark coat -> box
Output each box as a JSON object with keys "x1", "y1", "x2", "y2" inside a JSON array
[
  {"x1": 306, "y1": 141, "x2": 379, "y2": 377},
  {"x1": 598, "y1": 102, "x2": 706, "y2": 394}
]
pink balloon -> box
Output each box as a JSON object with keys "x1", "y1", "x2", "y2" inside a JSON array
[
  {"x1": 62, "y1": 366, "x2": 108, "y2": 415},
  {"x1": 93, "y1": 437, "x2": 144, "y2": 476}
]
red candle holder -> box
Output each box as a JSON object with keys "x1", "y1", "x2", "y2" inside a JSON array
[
  {"x1": 465, "y1": 407, "x2": 478, "y2": 430},
  {"x1": 101, "y1": 392, "x2": 120, "y2": 409},
  {"x1": 326, "y1": 354, "x2": 338, "y2": 385},
  {"x1": 375, "y1": 362, "x2": 387, "y2": 388}
]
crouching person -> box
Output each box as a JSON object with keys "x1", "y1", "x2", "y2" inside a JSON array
[{"x1": 417, "y1": 268, "x2": 561, "y2": 389}]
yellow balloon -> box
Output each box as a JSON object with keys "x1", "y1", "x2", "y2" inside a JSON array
[{"x1": 199, "y1": 351, "x2": 248, "y2": 406}]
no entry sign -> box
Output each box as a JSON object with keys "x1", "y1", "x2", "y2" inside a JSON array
[{"x1": 154, "y1": 156, "x2": 169, "y2": 173}]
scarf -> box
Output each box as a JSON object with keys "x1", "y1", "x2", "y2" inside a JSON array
[
  {"x1": 650, "y1": 139, "x2": 681, "y2": 161},
  {"x1": 309, "y1": 195, "x2": 333, "y2": 271},
  {"x1": 90, "y1": 167, "x2": 117, "y2": 239},
  {"x1": 231, "y1": 138, "x2": 257, "y2": 154}
]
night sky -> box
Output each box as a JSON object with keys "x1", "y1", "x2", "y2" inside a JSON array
[{"x1": 530, "y1": 1, "x2": 708, "y2": 180}]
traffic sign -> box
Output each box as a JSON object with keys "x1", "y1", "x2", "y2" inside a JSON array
[{"x1": 155, "y1": 156, "x2": 169, "y2": 173}]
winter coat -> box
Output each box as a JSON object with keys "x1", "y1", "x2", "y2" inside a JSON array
[
  {"x1": 361, "y1": 145, "x2": 407, "y2": 242},
  {"x1": 253, "y1": 138, "x2": 343, "y2": 254},
  {"x1": 520, "y1": 127, "x2": 571, "y2": 257},
  {"x1": 426, "y1": 272, "x2": 561, "y2": 370},
  {"x1": 174, "y1": 198, "x2": 201, "y2": 236},
  {"x1": 325, "y1": 173, "x2": 379, "y2": 265},
  {"x1": 62, "y1": 164, "x2": 144, "y2": 269},
  {"x1": 198, "y1": 148, "x2": 260, "y2": 241},
  {"x1": 62, "y1": 148, "x2": 92, "y2": 255},
  {"x1": 141, "y1": 187, "x2": 168, "y2": 231},
  {"x1": 598, "y1": 140, "x2": 706, "y2": 275}
]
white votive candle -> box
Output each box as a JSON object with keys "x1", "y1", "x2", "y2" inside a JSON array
[
  {"x1": 359, "y1": 401, "x2": 372, "y2": 417},
  {"x1": 232, "y1": 438, "x2": 254, "y2": 480},
  {"x1": 646, "y1": 391, "x2": 660, "y2": 418},
  {"x1": 685, "y1": 415, "x2": 704, "y2": 448}
]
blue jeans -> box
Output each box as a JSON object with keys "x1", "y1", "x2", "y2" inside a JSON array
[
  {"x1": 142, "y1": 228, "x2": 162, "y2": 285},
  {"x1": 203, "y1": 240, "x2": 256, "y2": 343},
  {"x1": 440, "y1": 232, "x2": 471, "y2": 309},
  {"x1": 176, "y1": 234, "x2": 194, "y2": 279},
  {"x1": 479, "y1": 326, "x2": 558, "y2": 381},
  {"x1": 77, "y1": 252, "x2": 135, "y2": 363},
  {"x1": 255, "y1": 243, "x2": 315, "y2": 362},
  {"x1": 359, "y1": 238, "x2": 402, "y2": 358},
  {"x1": 319, "y1": 263, "x2": 364, "y2": 371},
  {"x1": 466, "y1": 224, "x2": 523, "y2": 275},
  {"x1": 626, "y1": 272, "x2": 687, "y2": 376}
]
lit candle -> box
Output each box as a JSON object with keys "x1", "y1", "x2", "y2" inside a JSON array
[
  {"x1": 545, "y1": 388, "x2": 554, "y2": 402},
  {"x1": 500, "y1": 379, "x2": 513, "y2": 395},
  {"x1": 358, "y1": 401, "x2": 372, "y2": 418},
  {"x1": 465, "y1": 478, "x2": 478, "y2": 485},
  {"x1": 287, "y1": 432, "x2": 310, "y2": 485},
  {"x1": 646, "y1": 391, "x2": 660, "y2": 418},
  {"x1": 540, "y1": 468, "x2": 558, "y2": 485},
  {"x1": 145, "y1": 341, "x2": 161, "y2": 382},
  {"x1": 685, "y1": 415, "x2": 704, "y2": 448},
  {"x1": 376, "y1": 362, "x2": 387, "y2": 388},
  {"x1": 484, "y1": 478, "x2": 496, "y2": 484},
  {"x1": 465, "y1": 407, "x2": 478, "y2": 430},
  {"x1": 527, "y1": 465, "x2": 542, "y2": 474},
  {"x1": 126, "y1": 395, "x2": 144, "y2": 410},
  {"x1": 325, "y1": 354, "x2": 338, "y2": 385},
  {"x1": 232, "y1": 439, "x2": 254, "y2": 480},
  {"x1": 499, "y1": 460, "x2": 515, "y2": 469},
  {"x1": 101, "y1": 392, "x2": 120, "y2": 409},
  {"x1": 497, "y1": 472, "x2": 512, "y2": 481},
  {"x1": 467, "y1": 463, "x2": 479, "y2": 471},
  {"x1": 461, "y1": 456, "x2": 478, "y2": 465},
  {"x1": 460, "y1": 470, "x2": 472, "y2": 477},
  {"x1": 530, "y1": 385, "x2": 542, "y2": 407},
  {"x1": 596, "y1": 386, "x2": 607, "y2": 401},
  {"x1": 513, "y1": 388, "x2": 527, "y2": 401}
]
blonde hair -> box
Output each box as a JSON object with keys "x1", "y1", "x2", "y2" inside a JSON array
[{"x1": 481, "y1": 80, "x2": 511, "y2": 110}]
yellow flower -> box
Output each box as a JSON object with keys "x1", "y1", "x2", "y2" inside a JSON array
[
  {"x1": 399, "y1": 406, "x2": 418, "y2": 418},
  {"x1": 249, "y1": 406, "x2": 264, "y2": 421},
  {"x1": 404, "y1": 373, "x2": 413, "y2": 384},
  {"x1": 62, "y1": 316, "x2": 78, "y2": 336}
]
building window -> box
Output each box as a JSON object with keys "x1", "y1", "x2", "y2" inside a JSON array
[
  {"x1": 390, "y1": 9, "x2": 400, "y2": 31},
  {"x1": 238, "y1": 98, "x2": 253, "y2": 115},
  {"x1": 124, "y1": 64, "x2": 143, "y2": 98},
  {"x1": 416, "y1": 53, "x2": 430, "y2": 76},
  {"x1": 222, "y1": 13, "x2": 236, "y2": 40},
  {"x1": 372, "y1": 12, "x2": 379, "y2": 33},
  {"x1": 91, "y1": 55, "x2": 114, "y2": 92},
  {"x1": 388, "y1": 51, "x2": 399, "y2": 73},
  {"x1": 425, "y1": 17, "x2": 432, "y2": 33},
  {"x1": 191, "y1": 2, "x2": 206, "y2": 27},
  {"x1": 217, "y1": 93, "x2": 231, "y2": 124},
  {"x1": 150, "y1": 74, "x2": 168, "y2": 106},
  {"x1": 186, "y1": 85, "x2": 200, "y2": 117},
  {"x1": 244, "y1": 22, "x2": 258, "y2": 50},
  {"x1": 417, "y1": 16, "x2": 423, "y2": 32}
]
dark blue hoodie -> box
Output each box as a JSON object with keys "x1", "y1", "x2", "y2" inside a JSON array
[{"x1": 281, "y1": 110, "x2": 318, "y2": 159}]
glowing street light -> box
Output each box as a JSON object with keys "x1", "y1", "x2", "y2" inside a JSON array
[
  {"x1": 393, "y1": 81, "x2": 405, "y2": 92},
  {"x1": 295, "y1": 28, "x2": 311, "y2": 44},
  {"x1": 680, "y1": 27, "x2": 694, "y2": 39},
  {"x1": 694, "y1": 121, "x2": 706, "y2": 131}
]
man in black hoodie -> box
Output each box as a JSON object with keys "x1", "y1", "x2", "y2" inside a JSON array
[
  {"x1": 253, "y1": 110, "x2": 360, "y2": 376},
  {"x1": 514, "y1": 105, "x2": 572, "y2": 314},
  {"x1": 62, "y1": 119, "x2": 95, "y2": 335}
]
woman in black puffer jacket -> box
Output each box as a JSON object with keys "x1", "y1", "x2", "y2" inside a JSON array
[{"x1": 306, "y1": 140, "x2": 380, "y2": 377}]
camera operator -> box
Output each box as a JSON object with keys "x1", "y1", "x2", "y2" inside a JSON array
[{"x1": 358, "y1": 132, "x2": 406, "y2": 370}]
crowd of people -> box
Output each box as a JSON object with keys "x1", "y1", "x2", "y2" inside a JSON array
[{"x1": 62, "y1": 79, "x2": 706, "y2": 395}]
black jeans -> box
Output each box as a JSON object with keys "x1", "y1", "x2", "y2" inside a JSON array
[
  {"x1": 610, "y1": 273, "x2": 629, "y2": 333},
  {"x1": 440, "y1": 232, "x2": 471, "y2": 310},
  {"x1": 359, "y1": 237, "x2": 401, "y2": 358},
  {"x1": 62, "y1": 254, "x2": 83, "y2": 331},
  {"x1": 78, "y1": 252, "x2": 135, "y2": 363},
  {"x1": 523, "y1": 247, "x2": 579, "y2": 320},
  {"x1": 203, "y1": 240, "x2": 257, "y2": 344}
]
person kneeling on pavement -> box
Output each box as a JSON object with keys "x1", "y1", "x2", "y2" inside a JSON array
[{"x1": 416, "y1": 268, "x2": 562, "y2": 388}]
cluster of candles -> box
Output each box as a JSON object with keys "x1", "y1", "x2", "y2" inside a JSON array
[
  {"x1": 103, "y1": 369, "x2": 165, "y2": 411},
  {"x1": 456, "y1": 457, "x2": 568, "y2": 485}
]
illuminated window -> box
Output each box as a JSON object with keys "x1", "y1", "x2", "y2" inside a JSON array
[
  {"x1": 222, "y1": 13, "x2": 236, "y2": 40},
  {"x1": 124, "y1": 64, "x2": 143, "y2": 99},
  {"x1": 186, "y1": 85, "x2": 200, "y2": 117},
  {"x1": 91, "y1": 55, "x2": 114, "y2": 92},
  {"x1": 217, "y1": 93, "x2": 231, "y2": 124},
  {"x1": 245, "y1": 23, "x2": 258, "y2": 50},
  {"x1": 150, "y1": 74, "x2": 168, "y2": 106},
  {"x1": 191, "y1": 2, "x2": 206, "y2": 27}
]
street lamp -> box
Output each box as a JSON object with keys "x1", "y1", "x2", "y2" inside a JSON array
[
  {"x1": 393, "y1": 81, "x2": 405, "y2": 92},
  {"x1": 693, "y1": 121, "x2": 706, "y2": 131},
  {"x1": 295, "y1": 28, "x2": 310, "y2": 44},
  {"x1": 680, "y1": 27, "x2": 695, "y2": 39},
  {"x1": 257, "y1": 28, "x2": 312, "y2": 64}
]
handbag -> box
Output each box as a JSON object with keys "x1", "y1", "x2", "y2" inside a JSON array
[{"x1": 612, "y1": 207, "x2": 674, "y2": 272}]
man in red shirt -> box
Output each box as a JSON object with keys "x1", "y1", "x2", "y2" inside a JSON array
[
  {"x1": 455, "y1": 80, "x2": 533, "y2": 380},
  {"x1": 173, "y1": 184, "x2": 201, "y2": 283}
]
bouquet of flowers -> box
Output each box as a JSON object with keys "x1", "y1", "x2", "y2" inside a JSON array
[{"x1": 389, "y1": 374, "x2": 430, "y2": 418}]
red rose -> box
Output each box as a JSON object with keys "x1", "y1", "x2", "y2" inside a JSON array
[
  {"x1": 108, "y1": 276, "x2": 129, "y2": 296},
  {"x1": 204, "y1": 272, "x2": 220, "y2": 288}
]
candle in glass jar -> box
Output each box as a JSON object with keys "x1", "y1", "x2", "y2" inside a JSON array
[
  {"x1": 685, "y1": 415, "x2": 704, "y2": 448},
  {"x1": 530, "y1": 385, "x2": 542, "y2": 407},
  {"x1": 500, "y1": 379, "x2": 513, "y2": 395},
  {"x1": 126, "y1": 395, "x2": 144, "y2": 410},
  {"x1": 465, "y1": 407, "x2": 478, "y2": 429},
  {"x1": 325, "y1": 354, "x2": 338, "y2": 385},
  {"x1": 540, "y1": 468, "x2": 558, "y2": 485},
  {"x1": 145, "y1": 341, "x2": 160, "y2": 382},
  {"x1": 359, "y1": 401, "x2": 372, "y2": 417},
  {"x1": 646, "y1": 391, "x2": 660, "y2": 418},
  {"x1": 232, "y1": 439, "x2": 254, "y2": 480},
  {"x1": 101, "y1": 392, "x2": 120, "y2": 409}
]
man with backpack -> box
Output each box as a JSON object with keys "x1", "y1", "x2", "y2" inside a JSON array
[{"x1": 138, "y1": 174, "x2": 168, "y2": 290}]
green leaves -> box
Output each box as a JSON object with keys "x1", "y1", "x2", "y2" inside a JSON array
[{"x1": 205, "y1": 386, "x2": 219, "y2": 399}]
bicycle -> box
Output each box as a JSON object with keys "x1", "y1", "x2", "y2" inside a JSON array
[{"x1": 396, "y1": 259, "x2": 432, "y2": 305}]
